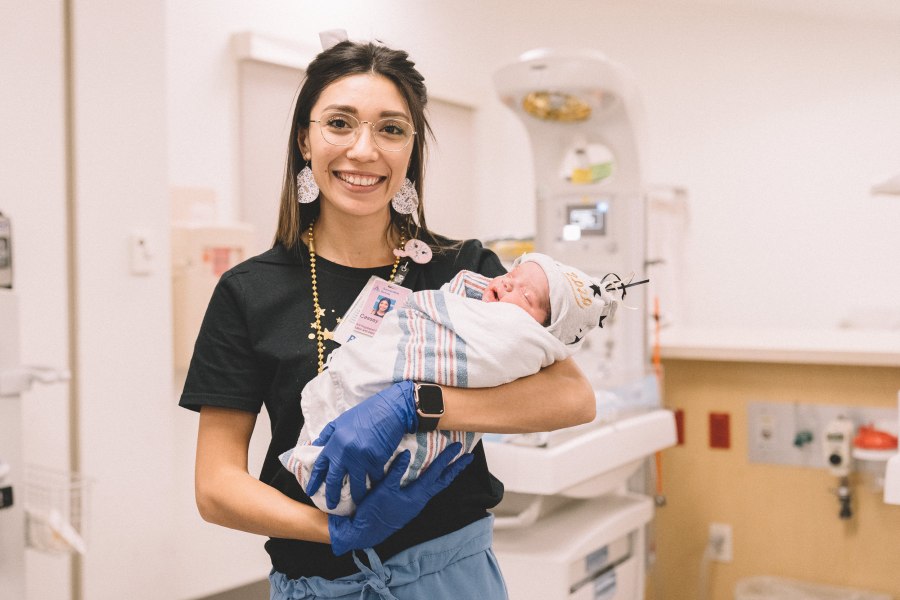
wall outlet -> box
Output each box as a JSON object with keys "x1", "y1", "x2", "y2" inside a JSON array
[{"x1": 708, "y1": 522, "x2": 733, "y2": 563}]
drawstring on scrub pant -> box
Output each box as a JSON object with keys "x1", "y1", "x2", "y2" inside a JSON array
[{"x1": 352, "y1": 548, "x2": 398, "y2": 600}]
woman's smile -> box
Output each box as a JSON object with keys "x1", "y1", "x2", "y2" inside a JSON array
[{"x1": 333, "y1": 170, "x2": 387, "y2": 189}]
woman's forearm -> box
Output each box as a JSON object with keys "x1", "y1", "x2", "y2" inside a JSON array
[
  {"x1": 197, "y1": 465, "x2": 330, "y2": 542},
  {"x1": 195, "y1": 406, "x2": 330, "y2": 543},
  {"x1": 437, "y1": 357, "x2": 595, "y2": 433}
]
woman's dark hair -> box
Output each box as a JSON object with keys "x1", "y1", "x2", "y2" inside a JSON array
[{"x1": 274, "y1": 41, "x2": 435, "y2": 250}]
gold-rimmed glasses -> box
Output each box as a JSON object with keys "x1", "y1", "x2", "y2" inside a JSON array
[{"x1": 309, "y1": 111, "x2": 416, "y2": 152}]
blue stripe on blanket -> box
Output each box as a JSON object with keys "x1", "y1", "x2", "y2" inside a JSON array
[
  {"x1": 392, "y1": 292, "x2": 468, "y2": 386},
  {"x1": 394, "y1": 291, "x2": 473, "y2": 481},
  {"x1": 464, "y1": 285, "x2": 483, "y2": 300},
  {"x1": 432, "y1": 292, "x2": 468, "y2": 387},
  {"x1": 404, "y1": 430, "x2": 480, "y2": 484}
]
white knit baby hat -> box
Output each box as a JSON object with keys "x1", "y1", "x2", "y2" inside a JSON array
[{"x1": 512, "y1": 253, "x2": 627, "y2": 347}]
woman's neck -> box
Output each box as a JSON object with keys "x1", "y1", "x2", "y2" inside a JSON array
[{"x1": 311, "y1": 211, "x2": 398, "y2": 268}]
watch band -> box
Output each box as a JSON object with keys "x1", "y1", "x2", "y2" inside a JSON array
[{"x1": 415, "y1": 383, "x2": 444, "y2": 432}]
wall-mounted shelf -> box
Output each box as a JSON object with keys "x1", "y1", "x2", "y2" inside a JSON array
[{"x1": 660, "y1": 327, "x2": 900, "y2": 367}]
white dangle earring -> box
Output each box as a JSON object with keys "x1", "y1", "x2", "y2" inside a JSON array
[
  {"x1": 391, "y1": 179, "x2": 419, "y2": 215},
  {"x1": 296, "y1": 162, "x2": 319, "y2": 204}
]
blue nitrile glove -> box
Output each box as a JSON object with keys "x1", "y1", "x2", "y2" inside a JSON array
[
  {"x1": 306, "y1": 381, "x2": 418, "y2": 510},
  {"x1": 328, "y1": 442, "x2": 474, "y2": 556}
]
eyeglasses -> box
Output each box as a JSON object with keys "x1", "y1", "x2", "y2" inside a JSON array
[{"x1": 309, "y1": 111, "x2": 416, "y2": 152}]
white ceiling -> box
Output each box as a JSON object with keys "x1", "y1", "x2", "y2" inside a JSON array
[{"x1": 692, "y1": 0, "x2": 900, "y2": 22}]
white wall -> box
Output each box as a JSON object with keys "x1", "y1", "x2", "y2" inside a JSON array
[{"x1": 71, "y1": 1, "x2": 176, "y2": 599}]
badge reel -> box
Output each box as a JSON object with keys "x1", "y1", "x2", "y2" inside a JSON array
[{"x1": 392, "y1": 238, "x2": 432, "y2": 284}]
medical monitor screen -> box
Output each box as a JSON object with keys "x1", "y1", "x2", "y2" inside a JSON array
[{"x1": 566, "y1": 201, "x2": 608, "y2": 236}]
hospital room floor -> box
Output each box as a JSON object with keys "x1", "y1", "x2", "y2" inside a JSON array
[{"x1": 196, "y1": 580, "x2": 268, "y2": 600}]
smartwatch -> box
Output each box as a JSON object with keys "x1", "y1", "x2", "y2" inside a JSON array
[{"x1": 414, "y1": 383, "x2": 444, "y2": 432}]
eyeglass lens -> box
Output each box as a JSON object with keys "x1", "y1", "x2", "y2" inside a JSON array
[{"x1": 316, "y1": 111, "x2": 414, "y2": 152}]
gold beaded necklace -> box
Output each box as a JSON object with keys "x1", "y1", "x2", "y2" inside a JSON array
[{"x1": 307, "y1": 221, "x2": 403, "y2": 373}]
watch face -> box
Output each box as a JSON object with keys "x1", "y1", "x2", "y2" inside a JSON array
[{"x1": 417, "y1": 384, "x2": 444, "y2": 416}]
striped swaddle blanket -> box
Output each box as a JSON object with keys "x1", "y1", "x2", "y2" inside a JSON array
[{"x1": 280, "y1": 270, "x2": 572, "y2": 515}]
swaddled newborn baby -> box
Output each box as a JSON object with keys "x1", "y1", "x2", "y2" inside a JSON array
[{"x1": 281, "y1": 253, "x2": 628, "y2": 515}]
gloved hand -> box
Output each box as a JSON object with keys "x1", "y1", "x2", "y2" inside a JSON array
[
  {"x1": 328, "y1": 442, "x2": 473, "y2": 556},
  {"x1": 306, "y1": 381, "x2": 419, "y2": 509}
]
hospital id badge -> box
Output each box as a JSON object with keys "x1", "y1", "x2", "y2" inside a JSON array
[{"x1": 332, "y1": 276, "x2": 411, "y2": 344}]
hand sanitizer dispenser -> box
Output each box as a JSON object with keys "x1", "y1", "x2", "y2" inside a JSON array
[{"x1": 823, "y1": 416, "x2": 854, "y2": 477}]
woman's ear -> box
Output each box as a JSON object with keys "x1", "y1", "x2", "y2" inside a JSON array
[{"x1": 297, "y1": 129, "x2": 310, "y2": 160}]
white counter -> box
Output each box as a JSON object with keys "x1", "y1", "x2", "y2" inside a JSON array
[{"x1": 659, "y1": 327, "x2": 900, "y2": 367}]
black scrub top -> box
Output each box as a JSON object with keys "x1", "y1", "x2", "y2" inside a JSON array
[{"x1": 179, "y1": 237, "x2": 506, "y2": 580}]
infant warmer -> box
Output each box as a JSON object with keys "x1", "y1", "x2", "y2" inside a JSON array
[
  {"x1": 494, "y1": 47, "x2": 646, "y2": 387},
  {"x1": 487, "y1": 49, "x2": 675, "y2": 599}
]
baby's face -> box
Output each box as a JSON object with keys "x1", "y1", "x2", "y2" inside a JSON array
[{"x1": 483, "y1": 261, "x2": 550, "y2": 325}]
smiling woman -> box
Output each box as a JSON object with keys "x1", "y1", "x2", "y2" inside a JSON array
[
  {"x1": 299, "y1": 74, "x2": 415, "y2": 227},
  {"x1": 180, "y1": 37, "x2": 597, "y2": 600}
]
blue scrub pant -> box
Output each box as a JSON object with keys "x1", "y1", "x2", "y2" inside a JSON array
[{"x1": 269, "y1": 516, "x2": 507, "y2": 599}]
